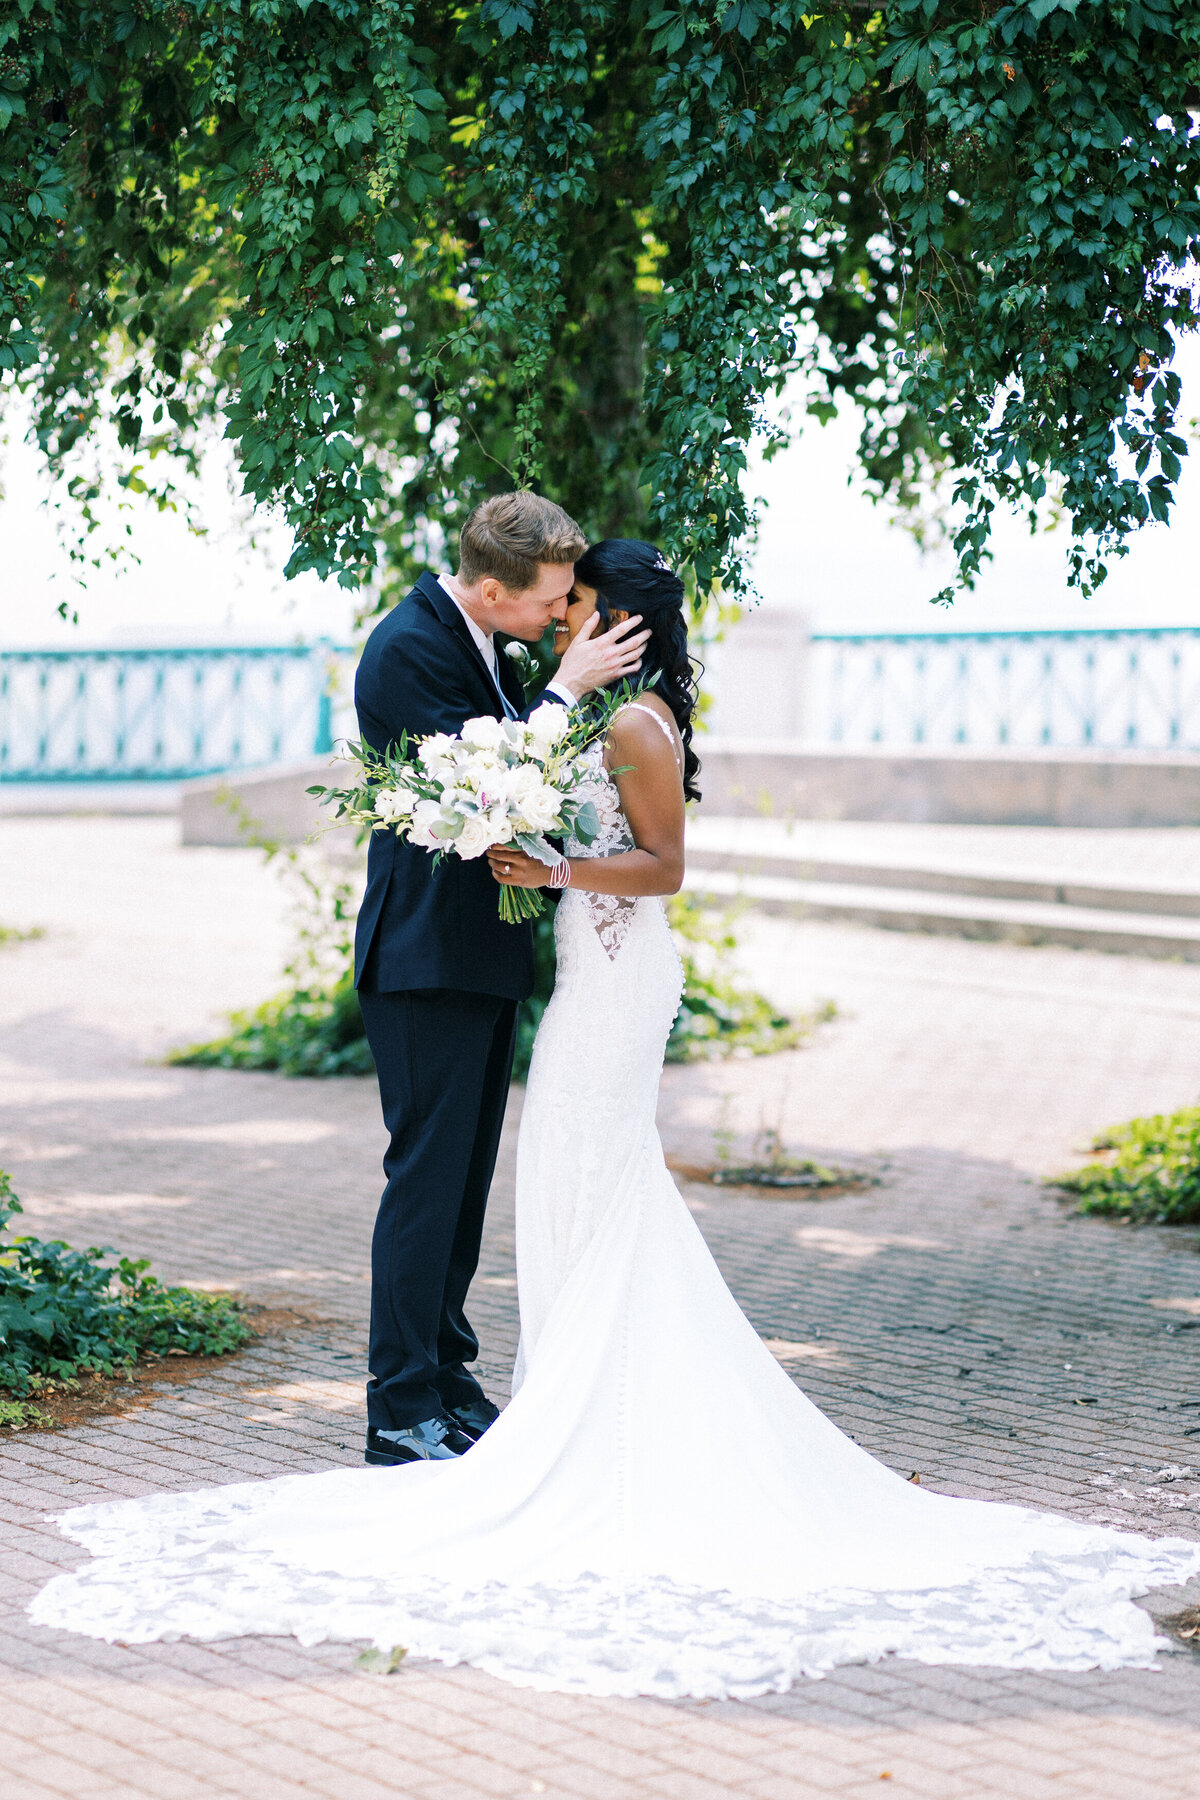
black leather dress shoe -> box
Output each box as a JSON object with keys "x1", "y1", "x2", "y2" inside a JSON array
[
  {"x1": 446, "y1": 1396, "x2": 501, "y2": 1442},
  {"x1": 365, "y1": 1417, "x2": 474, "y2": 1466}
]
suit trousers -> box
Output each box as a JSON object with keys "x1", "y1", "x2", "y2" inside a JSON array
[{"x1": 357, "y1": 984, "x2": 518, "y2": 1430}]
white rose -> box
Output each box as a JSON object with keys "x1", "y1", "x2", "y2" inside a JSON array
[
  {"x1": 455, "y1": 814, "x2": 494, "y2": 860},
  {"x1": 516, "y1": 781, "x2": 564, "y2": 833},
  {"x1": 526, "y1": 702, "x2": 569, "y2": 758},
  {"x1": 460, "y1": 715, "x2": 508, "y2": 753},
  {"x1": 508, "y1": 762, "x2": 545, "y2": 802}
]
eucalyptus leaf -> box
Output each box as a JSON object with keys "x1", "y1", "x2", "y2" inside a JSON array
[
  {"x1": 571, "y1": 800, "x2": 601, "y2": 846},
  {"x1": 515, "y1": 833, "x2": 559, "y2": 866}
]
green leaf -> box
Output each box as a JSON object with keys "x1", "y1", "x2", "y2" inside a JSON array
[
  {"x1": 356, "y1": 1646, "x2": 408, "y2": 1675},
  {"x1": 571, "y1": 800, "x2": 600, "y2": 845}
]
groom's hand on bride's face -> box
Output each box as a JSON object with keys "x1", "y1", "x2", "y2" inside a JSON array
[{"x1": 554, "y1": 612, "x2": 651, "y2": 700}]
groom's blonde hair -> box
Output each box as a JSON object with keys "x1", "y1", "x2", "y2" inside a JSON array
[{"x1": 459, "y1": 492, "x2": 587, "y2": 591}]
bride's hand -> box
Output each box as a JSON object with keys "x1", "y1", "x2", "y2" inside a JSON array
[{"x1": 487, "y1": 846, "x2": 553, "y2": 890}]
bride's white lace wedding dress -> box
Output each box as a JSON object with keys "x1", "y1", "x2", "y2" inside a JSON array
[{"x1": 30, "y1": 720, "x2": 1200, "y2": 1697}]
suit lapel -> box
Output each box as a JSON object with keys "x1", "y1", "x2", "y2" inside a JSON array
[{"x1": 413, "y1": 572, "x2": 506, "y2": 717}]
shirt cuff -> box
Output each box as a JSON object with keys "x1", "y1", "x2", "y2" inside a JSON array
[{"x1": 543, "y1": 680, "x2": 578, "y2": 708}]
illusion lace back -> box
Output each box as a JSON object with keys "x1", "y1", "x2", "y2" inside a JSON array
[{"x1": 30, "y1": 732, "x2": 1200, "y2": 1696}]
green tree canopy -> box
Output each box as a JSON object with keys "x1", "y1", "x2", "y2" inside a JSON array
[{"x1": 2, "y1": 0, "x2": 1198, "y2": 610}]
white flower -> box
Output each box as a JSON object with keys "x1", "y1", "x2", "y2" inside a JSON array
[
  {"x1": 407, "y1": 796, "x2": 444, "y2": 849},
  {"x1": 508, "y1": 762, "x2": 546, "y2": 802},
  {"x1": 417, "y1": 732, "x2": 456, "y2": 765},
  {"x1": 479, "y1": 763, "x2": 526, "y2": 803},
  {"x1": 515, "y1": 779, "x2": 563, "y2": 833},
  {"x1": 417, "y1": 733, "x2": 458, "y2": 779},
  {"x1": 503, "y1": 640, "x2": 529, "y2": 664},
  {"x1": 435, "y1": 783, "x2": 474, "y2": 813},
  {"x1": 373, "y1": 785, "x2": 415, "y2": 824},
  {"x1": 526, "y1": 702, "x2": 569, "y2": 759},
  {"x1": 460, "y1": 714, "x2": 508, "y2": 753},
  {"x1": 455, "y1": 813, "x2": 495, "y2": 860},
  {"x1": 484, "y1": 805, "x2": 514, "y2": 843},
  {"x1": 459, "y1": 752, "x2": 505, "y2": 791}
]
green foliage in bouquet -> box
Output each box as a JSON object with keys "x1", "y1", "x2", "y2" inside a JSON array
[
  {"x1": 0, "y1": 924, "x2": 43, "y2": 945},
  {"x1": 1048, "y1": 1105, "x2": 1200, "y2": 1228},
  {"x1": 309, "y1": 690, "x2": 640, "y2": 925},
  {"x1": 0, "y1": 1171, "x2": 253, "y2": 1404}
]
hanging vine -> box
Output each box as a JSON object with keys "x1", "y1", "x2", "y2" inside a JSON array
[
  {"x1": 638, "y1": 4, "x2": 876, "y2": 598},
  {"x1": 427, "y1": 1, "x2": 612, "y2": 490},
  {"x1": 2, "y1": 1, "x2": 1198, "y2": 610}
]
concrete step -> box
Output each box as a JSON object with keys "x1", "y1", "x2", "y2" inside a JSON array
[
  {"x1": 685, "y1": 844, "x2": 1200, "y2": 918},
  {"x1": 682, "y1": 867, "x2": 1200, "y2": 960}
]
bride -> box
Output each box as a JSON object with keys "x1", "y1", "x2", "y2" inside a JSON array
[{"x1": 30, "y1": 539, "x2": 1200, "y2": 1697}]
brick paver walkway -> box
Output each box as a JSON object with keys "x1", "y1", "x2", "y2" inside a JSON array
[{"x1": 2, "y1": 818, "x2": 1199, "y2": 1800}]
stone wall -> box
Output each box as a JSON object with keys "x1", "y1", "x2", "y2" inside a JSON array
[
  {"x1": 180, "y1": 759, "x2": 338, "y2": 846},
  {"x1": 697, "y1": 740, "x2": 1200, "y2": 828},
  {"x1": 180, "y1": 741, "x2": 1200, "y2": 843}
]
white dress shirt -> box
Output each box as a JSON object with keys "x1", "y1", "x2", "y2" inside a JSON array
[{"x1": 438, "y1": 575, "x2": 575, "y2": 714}]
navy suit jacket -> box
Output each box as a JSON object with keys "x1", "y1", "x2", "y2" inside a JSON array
[{"x1": 353, "y1": 572, "x2": 563, "y2": 1000}]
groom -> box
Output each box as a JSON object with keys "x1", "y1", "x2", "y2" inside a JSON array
[{"x1": 353, "y1": 492, "x2": 649, "y2": 1466}]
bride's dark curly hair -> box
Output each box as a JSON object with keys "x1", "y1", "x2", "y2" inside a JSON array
[{"x1": 574, "y1": 538, "x2": 702, "y2": 802}]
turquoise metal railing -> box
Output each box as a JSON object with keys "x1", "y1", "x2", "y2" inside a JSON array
[
  {"x1": 806, "y1": 627, "x2": 1200, "y2": 752},
  {"x1": 0, "y1": 644, "x2": 354, "y2": 781},
  {"x1": 5, "y1": 629, "x2": 1200, "y2": 777}
]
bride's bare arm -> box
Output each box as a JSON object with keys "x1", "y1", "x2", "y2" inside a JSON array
[{"x1": 487, "y1": 704, "x2": 685, "y2": 898}]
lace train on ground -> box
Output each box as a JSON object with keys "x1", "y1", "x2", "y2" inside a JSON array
[
  {"x1": 32, "y1": 1485, "x2": 1200, "y2": 1700},
  {"x1": 30, "y1": 738, "x2": 1200, "y2": 1695}
]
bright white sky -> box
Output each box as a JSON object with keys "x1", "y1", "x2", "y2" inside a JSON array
[{"x1": 2, "y1": 337, "x2": 1198, "y2": 647}]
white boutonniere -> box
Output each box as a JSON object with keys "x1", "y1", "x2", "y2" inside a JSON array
[{"x1": 502, "y1": 640, "x2": 531, "y2": 672}]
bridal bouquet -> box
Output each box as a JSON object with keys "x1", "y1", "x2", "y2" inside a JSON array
[{"x1": 311, "y1": 698, "x2": 621, "y2": 923}]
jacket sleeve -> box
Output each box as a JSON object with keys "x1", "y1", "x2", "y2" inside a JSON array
[{"x1": 528, "y1": 681, "x2": 573, "y2": 720}]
